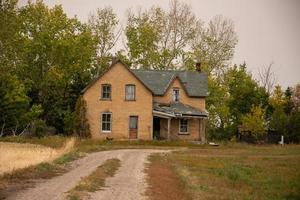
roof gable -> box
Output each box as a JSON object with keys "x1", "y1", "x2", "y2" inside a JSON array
[
  {"x1": 81, "y1": 60, "x2": 153, "y2": 94},
  {"x1": 164, "y1": 75, "x2": 189, "y2": 96}
]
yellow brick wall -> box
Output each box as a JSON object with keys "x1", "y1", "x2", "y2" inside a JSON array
[
  {"x1": 153, "y1": 78, "x2": 206, "y2": 111},
  {"x1": 83, "y1": 63, "x2": 153, "y2": 140}
]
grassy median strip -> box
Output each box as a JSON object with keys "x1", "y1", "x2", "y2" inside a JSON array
[{"x1": 67, "y1": 158, "x2": 121, "y2": 200}]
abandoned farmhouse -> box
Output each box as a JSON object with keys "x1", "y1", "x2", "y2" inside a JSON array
[{"x1": 82, "y1": 60, "x2": 208, "y2": 141}]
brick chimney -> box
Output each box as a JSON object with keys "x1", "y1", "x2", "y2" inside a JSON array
[{"x1": 196, "y1": 58, "x2": 201, "y2": 72}]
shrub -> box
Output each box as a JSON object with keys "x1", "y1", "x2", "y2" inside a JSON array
[
  {"x1": 73, "y1": 96, "x2": 91, "y2": 138},
  {"x1": 30, "y1": 119, "x2": 47, "y2": 138}
]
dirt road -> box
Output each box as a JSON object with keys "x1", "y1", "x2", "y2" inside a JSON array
[{"x1": 6, "y1": 149, "x2": 168, "y2": 200}]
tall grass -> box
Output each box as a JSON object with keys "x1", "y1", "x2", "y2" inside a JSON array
[
  {"x1": 0, "y1": 138, "x2": 75, "y2": 175},
  {"x1": 0, "y1": 135, "x2": 70, "y2": 148}
]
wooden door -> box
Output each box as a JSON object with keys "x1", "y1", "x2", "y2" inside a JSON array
[{"x1": 129, "y1": 116, "x2": 138, "y2": 139}]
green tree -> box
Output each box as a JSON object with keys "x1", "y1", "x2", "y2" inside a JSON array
[
  {"x1": 88, "y1": 7, "x2": 120, "y2": 74},
  {"x1": 269, "y1": 85, "x2": 288, "y2": 136},
  {"x1": 269, "y1": 105, "x2": 288, "y2": 136},
  {"x1": 287, "y1": 111, "x2": 300, "y2": 143},
  {"x1": 284, "y1": 87, "x2": 293, "y2": 115},
  {"x1": 0, "y1": 74, "x2": 29, "y2": 136},
  {"x1": 225, "y1": 64, "x2": 269, "y2": 128},
  {"x1": 125, "y1": 0, "x2": 200, "y2": 69},
  {"x1": 286, "y1": 84, "x2": 300, "y2": 143},
  {"x1": 125, "y1": 7, "x2": 163, "y2": 69},
  {"x1": 240, "y1": 105, "x2": 267, "y2": 141},
  {"x1": 17, "y1": 0, "x2": 96, "y2": 133},
  {"x1": 0, "y1": 0, "x2": 22, "y2": 73},
  {"x1": 206, "y1": 76, "x2": 231, "y2": 140}
]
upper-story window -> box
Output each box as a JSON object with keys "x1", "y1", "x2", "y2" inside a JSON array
[
  {"x1": 101, "y1": 84, "x2": 111, "y2": 100},
  {"x1": 125, "y1": 84, "x2": 136, "y2": 101},
  {"x1": 173, "y1": 88, "x2": 180, "y2": 102}
]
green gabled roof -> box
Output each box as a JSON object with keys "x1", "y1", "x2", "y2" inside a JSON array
[{"x1": 131, "y1": 69, "x2": 208, "y2": 97}]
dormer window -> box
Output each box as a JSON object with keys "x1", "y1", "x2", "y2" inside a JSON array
[
  {"x1": 173, "y1": 88, "x2": 179, "y2": 102},
  {"x1": 101, "y1": 84, "x2": 111, "y2": 100}
]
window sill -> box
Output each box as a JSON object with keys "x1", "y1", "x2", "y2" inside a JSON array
[
  {"x1": 100, "y1": 98, "x2": 111, "y2": 101},
  {"x1": 178, "y1": 132, "x2": 190, "y2": 135},
  {"x1": 101, "y1": 131, "x2": 111, "y2": 133},
  {"x1": 124, "y1": 99, "x2": 136, "y2": 101}
]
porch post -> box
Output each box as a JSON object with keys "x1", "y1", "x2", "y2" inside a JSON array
[
  {"x1": 167, "y1": 118, "x2": 171, "y2": 140},
  {"x1": 200, "y1": 118, "x2": 206, "y2": 143}
]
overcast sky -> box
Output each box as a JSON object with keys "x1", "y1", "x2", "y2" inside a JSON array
[{"x1": 19, "y1": 0, "x2": 300, "y2": 89}]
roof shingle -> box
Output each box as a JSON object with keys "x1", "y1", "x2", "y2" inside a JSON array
[{"x1": 131, "y1": 69, "x2": 208, "y2": 97}]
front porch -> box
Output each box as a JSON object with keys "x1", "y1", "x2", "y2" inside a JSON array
[{"x1": 152, "y1": 102, "x2": 208, "y2": 141}]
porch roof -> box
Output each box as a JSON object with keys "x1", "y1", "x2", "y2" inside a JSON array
[{"x1": 153, "y1": 102, "x2": 208, "y2": 118}]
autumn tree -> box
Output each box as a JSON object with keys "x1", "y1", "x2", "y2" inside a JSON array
[
  {"x1": 240, "y1": 105, "x2": 267, "y2": 141},
  {"x1": 192, "y1": 15, "x2": 238, "y2": 77}
]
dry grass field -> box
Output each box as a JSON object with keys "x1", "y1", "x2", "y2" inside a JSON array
[{"x1": 0, "y1": 138, "x2": 75, "y2": 175}]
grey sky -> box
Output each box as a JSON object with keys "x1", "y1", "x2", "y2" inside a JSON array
[{"x1": 19, "y1": 0, "x2": 300, "y2": 89}]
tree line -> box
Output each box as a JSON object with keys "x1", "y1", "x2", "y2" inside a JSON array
[{"x1": 0, "y1": 0, "x2": 299, "y2": 142}]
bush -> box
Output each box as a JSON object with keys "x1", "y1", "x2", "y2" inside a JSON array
[
  {"x1": 30, "y1": 119, "x2": 47, "y2": 138},
  {"x1": 73, "y1": 96, "x2": 91, "y2": 138}
]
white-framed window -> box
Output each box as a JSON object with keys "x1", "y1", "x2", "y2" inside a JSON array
[
  {"x1": 101, "y1": 84, "x2": 111, "y2": 100},
  {"x1": 179, "y1": 119, "x2": 188, "y2": 134},
  {"x1": 125, "y1": 84, "x2": 136, "y2": 101},
  {"x1": 101, "y1": 112, "x2": 112, "y2": 132},
  {"x1": 173, "y1": 88, "x2": 179, "y2": 102}
]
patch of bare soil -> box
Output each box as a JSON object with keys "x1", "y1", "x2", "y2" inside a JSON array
[{"x1": 146, "y1": 154, "x2": 191, "y2": 200}]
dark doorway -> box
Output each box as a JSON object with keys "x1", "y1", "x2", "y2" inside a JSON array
[{"x1": 153, "y1": 117, "x2": 160, "y2": 140}]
